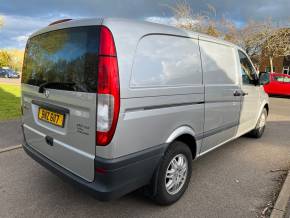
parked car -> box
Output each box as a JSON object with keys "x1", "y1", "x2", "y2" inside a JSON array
[
  {"x1": 21, "y1": 18, "x2": 270, "y2": 205},
  {"x1": 0, "y1": 68, "x2": 7, "y2": 78},
  {"x1": 0, "y1": 68, "x2": 20, "y2": 78},
  {"x1": 263, "y1": 73, "x2": 290, "y2": 96}
]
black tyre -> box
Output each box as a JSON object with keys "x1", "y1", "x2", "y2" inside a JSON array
[
  {"x1": 248, "y1": 108, "x2": 267, "y2": 138},
  {"x1": 151, "y1": 141, "x2": 192, "y2": 205}
]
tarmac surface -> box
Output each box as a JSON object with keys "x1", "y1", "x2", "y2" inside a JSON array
[{"x1": 0, "y1": 97, "x2": 289, "y2": 218}]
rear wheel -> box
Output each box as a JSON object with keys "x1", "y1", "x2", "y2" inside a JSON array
[
  {"x1": 151, "y1": 141, "x2": 192, "y2": 205},
  {"x1": 248, "y1": 108, "x2": 267, "y2": 138}
]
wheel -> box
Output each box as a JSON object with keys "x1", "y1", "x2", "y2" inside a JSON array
[
  {"x1": 4, "y1": 74, "x2": 8, "y2": 78},
  {"x1": 248, "y1": 108, "x2": 267, "y2": 138},
  {"x1": 151, "y1": 141, "x2": 192, "y2": 205}
]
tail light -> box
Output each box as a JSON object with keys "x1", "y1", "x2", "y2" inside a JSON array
[{"x1": 96, "y1": 26, "x2": 120, "y2": 146}]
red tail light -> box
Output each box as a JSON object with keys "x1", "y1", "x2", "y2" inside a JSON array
[{"x1": 96, "y1": 26, "x2": 120, "y2": 146}]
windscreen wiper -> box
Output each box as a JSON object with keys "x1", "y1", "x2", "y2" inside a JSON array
[{"x1": 38, "y1": 82, "x2": 77, "y2": 93}]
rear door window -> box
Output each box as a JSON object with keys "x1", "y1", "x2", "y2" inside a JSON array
[{"x1": 22, "y1": 26, "x2": 100, "y2": 93}]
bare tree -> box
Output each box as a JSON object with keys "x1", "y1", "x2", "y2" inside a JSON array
[
  {"x1": 170, "y1": 0, "x2": 220, "y2": 36},
  {"x1": 170, "y1": 1, "x2": 290, "y2": 69},
  {"x1": 236, "y1": 20, "x2": 273, "y2": 65}
]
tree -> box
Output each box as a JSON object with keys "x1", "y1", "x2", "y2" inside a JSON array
[
  {"x1": 0, "y1": 51, "x2": 12, "y2": 68},
  {"x1": 0, "y1": 49, "x2": 24, "y2": 71},
  {"x1": 262, "y1": 28, "x2": 290, "y2": 73},
  {"x1": 220, "y1": 19, "x2": 274, "y2": 66},
  {"x1": 169, "y1": 1, "x2": 290, "y2": 69},
  {"x1": 170, "y1": 0, "x2": 220, "y2": 37}
]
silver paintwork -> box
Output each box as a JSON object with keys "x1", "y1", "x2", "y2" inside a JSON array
[
  {"x1": 22, "y1": 18, "x2": 269, "y2": 182},
  {"x1": 22, "y1": 85, "x2": 96, "y2": 182}
]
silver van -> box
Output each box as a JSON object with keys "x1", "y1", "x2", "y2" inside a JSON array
[{"x1": 21, "y1": 18, "x2": 270, "y2": 205}]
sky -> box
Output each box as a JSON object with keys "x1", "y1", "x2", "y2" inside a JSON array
[{"x1": 1, "y1": 0, "x2": 290, "y2": 49}]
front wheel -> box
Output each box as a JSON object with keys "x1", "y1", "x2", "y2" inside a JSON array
[
  {"x1": 151, "y1": 141, "x2": 192, "y2": 205},
  {"x1": 248, "y1": 108, "x2": 267, "y2": 138}
]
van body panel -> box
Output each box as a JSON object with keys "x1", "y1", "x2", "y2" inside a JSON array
[
  {"x1": 21, "y1": 18, "x2": 269, "y2": 200},
  {"x1": 21, "y1": 26, "x2": 100, "y2": 182},
  {"x1": 22, "y1": 85, "x2": 97, "y2": 181},
  {"x1": 30, "y1": 18, "x2": 103, "y2": 37},
  {"x1": 95, "y1": 31, "x2": 205, "y2": 159},
  {"x1": 109, "y1": 95, "x2": 204, "y2": 158},
  {"x1": 235, "y1": 50, "x2": 264, "y2": 136},
  {"x1": 199, "y1": 39, "x2": 241, "y2": 152},
  {"x1": 102, "y1": 18, "x2": 200, "y2": 99}
]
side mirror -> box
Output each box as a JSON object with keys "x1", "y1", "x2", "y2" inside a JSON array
[{"x1": 259, "y1": 72, "x2": 270, "y2": 85}]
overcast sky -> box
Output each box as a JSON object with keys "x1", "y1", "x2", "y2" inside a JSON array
[{"x1": 1, "y1": 0, "x2": 290, "y2": 49}]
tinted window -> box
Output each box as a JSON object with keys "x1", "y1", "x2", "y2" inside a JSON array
[
  {"x1": 238, "y1": 51, "x2": 256, "y2": 85},
  {"x1": 131, "y1": 35, "x2": 202, "y2": 87},
  {"x1": 22, "y1": 26, "x2": 100, "y2": 93}
]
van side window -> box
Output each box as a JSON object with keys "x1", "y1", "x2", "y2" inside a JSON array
[
  {"x1": 238, "y1": 51, "x2": 256, "y2": 85},
  {"x1": 130, "y1": 35, "x2": 202, "y2": 87},
  {"x1": 199, "y1": 41, "x2": 238, "y2": 85}
]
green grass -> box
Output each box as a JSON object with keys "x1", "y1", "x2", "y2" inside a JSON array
[{"x1": 0, "y1": 84, "x2": 21, "y2": 121}]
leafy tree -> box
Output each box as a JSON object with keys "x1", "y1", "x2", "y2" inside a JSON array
[
  {"x1": 0, "y1": 50, "x2": 24, "y2": 71},
  {"x1": 262, "y1": 28, "x2": 290, "y2": 73},
  {"x1": 0, "y1": 51, "x2": 12, "y2": 68}
]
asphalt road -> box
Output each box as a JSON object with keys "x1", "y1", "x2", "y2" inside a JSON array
[
  {"x1": 0, "y1": 119, "x2": 22, "y2": 149},
  {"x1": 0, "y1": 97, "x2": 290, "y2": 218}
]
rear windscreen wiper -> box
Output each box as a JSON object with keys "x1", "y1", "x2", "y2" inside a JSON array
[{"x1": 38, "y1": 82, "x2": 78, "y2": 93}]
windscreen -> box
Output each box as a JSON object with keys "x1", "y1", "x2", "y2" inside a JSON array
[{"x1": 22, "y1": 26, "x2": 100, "y2": 93}]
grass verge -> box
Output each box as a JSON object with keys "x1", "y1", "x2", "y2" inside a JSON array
[{"x1": 0, "y1": 83, "x2": 21, "y2": 121}]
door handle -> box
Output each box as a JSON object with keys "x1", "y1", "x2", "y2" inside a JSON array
[
  {"x1": 233, "y1": 90, "x2": 242, "y2": 96},
  {"x1": 233, "y1": 90, "x2": 248, "y2": 96}
]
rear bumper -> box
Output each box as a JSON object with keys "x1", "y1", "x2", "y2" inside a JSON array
[{"x1": 22, "y1": 142, "x2": 166, "y2": 201}]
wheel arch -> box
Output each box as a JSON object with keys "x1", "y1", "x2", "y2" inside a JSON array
[{"x1": 165, "y1": 126, "x2": 197, "y2": 159}]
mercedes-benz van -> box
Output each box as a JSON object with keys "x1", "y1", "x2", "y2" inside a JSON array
[{"x1": 21, "y1": 18, "x2": 269, "y2": 205}]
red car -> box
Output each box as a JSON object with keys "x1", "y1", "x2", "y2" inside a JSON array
[{"x1": 263, "y1": 73, "x2": 290, "y2": 96}]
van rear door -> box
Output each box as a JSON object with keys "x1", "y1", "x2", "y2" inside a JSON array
[{"x1": 22, "y1": 26, "x2": 100, "y2": 182}]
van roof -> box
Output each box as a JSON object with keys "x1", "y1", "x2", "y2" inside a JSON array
[{"x1": 30, "y1": 17, "x2": 242, "y2": 51}]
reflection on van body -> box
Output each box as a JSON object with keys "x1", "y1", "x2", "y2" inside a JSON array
[{"x1": 21, "y1": 18, "x2": 269, "y2": 205}]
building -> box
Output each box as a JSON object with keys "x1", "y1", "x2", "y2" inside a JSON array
[{"x1": 260, "y1": 55, "x2": 290, "y2": 74}]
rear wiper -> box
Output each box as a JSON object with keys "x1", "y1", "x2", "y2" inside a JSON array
[{"x1": 38, "y1": 82, "x2": 77, "y2": 93}]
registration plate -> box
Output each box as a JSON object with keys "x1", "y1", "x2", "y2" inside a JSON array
[{"x1": 38, "y1": 108, "x2": 65, "y2": 127}]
